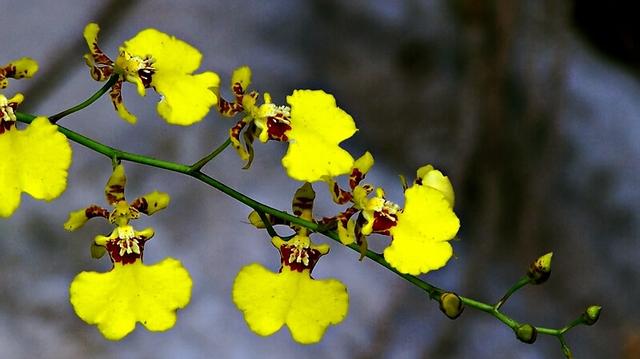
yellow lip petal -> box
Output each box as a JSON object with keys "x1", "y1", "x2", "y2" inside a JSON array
[
  {"x1": 282, "y1": 90, "x2": 357, "y2": 182},
  {"x1": 232, "y1": 263, "x2": 348, "y2": 344},
  {"x1": 0, "y1": 117, "x2": 72, "y2": 217},
  {"x1": 69, "y1": 258, "x2": 192, "y2": 340},
  {"x1": 153, "y1": 71, "x2": 219, "y2": 125},
  {"x1": 385, "y1": 185, "x2": 460, "y2": 275}
]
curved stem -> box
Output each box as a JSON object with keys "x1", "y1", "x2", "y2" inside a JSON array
[
  {"x1": 189, "y1": 138, "x2": 232, "y2": 172},
  {"x1": 494, "y1": 276, "x2": 531, "y2": 311},
  {"x1": 15, "y1": 110, "x2": 589, "y2": 353},
  {"x1": 49, "y1": 75, "x2": 119, "y2": 123}
]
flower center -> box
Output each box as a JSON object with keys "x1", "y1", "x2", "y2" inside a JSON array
[
  {"x1": 263, "y1": 105, "x2": 292, "y2": 141},
  {"x1": 115, "y1": 50, "x2": 155, "y2": 87},
  {"x1": 116, "y1": 225, "x2": 141, "y2": 256},
  {"x1": 109, "y1": 200, "x2": 140, "y2": 226},
  {"x1": 0, "y1": 94, "x2": 18, "y2": 133},
  {"x1": 104, "y1": 224, "x2": 148, "y2": 265},
  {"x1": 279, "y1": 236, "x2": 324, "y2": 272}
]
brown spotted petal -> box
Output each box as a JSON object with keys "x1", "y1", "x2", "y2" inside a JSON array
[
  {"x1": 130, "y1": 191, "x2": 170, "y2": 216},
  {"x1": 0, "y1": 57, "x2": 39, "y2": 89},
  {"x1": 105, "y1": 163, "x2": 127, "y2": 205},
  {"x1": 82, "y1": 23, "x2": 114, "y2": 81},
  {"x1": 64, "y1": 205, "x2": 110, "y2": 231}
]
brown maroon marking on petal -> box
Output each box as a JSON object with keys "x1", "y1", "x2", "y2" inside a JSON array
[
  {"x1": 0, "y1": 64, "x2": 17, "y2": 79},
  {"x1": 279, "y1": 244, "x2": 323, "y2": 273},
  {"x1": 232, "y1": 82, "x2": 245, "y2": 98},
  {"x1": 337, "y1": 206, "x2": 359, "y2": 226},
  {"x1": 108, "y1": 184, "x2": 125, "y2": 193},
  {"x1": 137, "y1": 68, "x2": 154, "y2": 88},
  {"x1": 217, "y1": 98, "x2": 234, "y2": 116},
  {"x1": 85, "y1": 205, "x2": 110, "y2": 219},
  {"x1": 266, "y1": 116, "x2": 291, "y2": 142},
  {"x1": 230, "y1": 119, "x2": 248, "y2": 146},
  {"x1": 332, "y1": 182, "x2": 341, "y2": 197},
  {"x1": 90, "y1": 64, "x2": 114, "y2": 82},
  {"x1": 292, "y1": 196, "x2": 314, "y2": 206},
  {"x1": 130, "y1": 197, "x2": 148, "y2": 213},
  {"x1": 106, "y1": 238, "x2": 145, "y2": 265},
  {"x1": 86, "y1": 42, "x2": 115, "y2": 82},
  {"x1": 349, "y1": 169, "x2": 365, "y2": 190},
  {"x1": 415, "y1": 178, "x2": 423, "y2": 186},
  {"x1": 371, "y1": 210, "x2": 398, "y2": 234},
  {"x1": 0, "y1": 120, "x2": 14, "y2": 134},
  {"x1": 90, "y1": 43, "x2": 113, "y2": 66},
  {"x1": 105, "y1": 184, "x2": 125, "y2": 205},
  {"x1": 109, "y1": 79, "x2": 125, "y2": 109},
  {"x1": 354, "y1": 214, "x2": 367, "y2": 245},
  {"x1": 331, "y1": 182, "x2": 352, "y2": 205}
]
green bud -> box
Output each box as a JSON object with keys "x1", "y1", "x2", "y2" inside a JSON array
[
  {"x1": 90, "y1": 242, "x2": 106, "y2": 259},
  {"x1": 439, "y1": 292, "x2": 464, "y2": 319},
  {"x1": 582, "y1": 305, "x2": 602, "y2": 325},
  {"x1": 527, "y1": 252, "x2": 553, "y2": 284},
  {"x1": 515, "y1": 324, "x2": 537, "y2": 344}
]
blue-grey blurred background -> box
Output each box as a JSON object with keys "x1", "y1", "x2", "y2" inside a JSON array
[{"x1": 1, "y1": 0, "x2": 638, "y2": 358}]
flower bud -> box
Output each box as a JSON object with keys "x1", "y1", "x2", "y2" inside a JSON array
[
  {"x1": 515, "y1": 324, "x2": 537, "y2": 344},
  {"x1": 439, "y1": 292, "x2": 464, "y2": 319},
  {"x1": 527, "y1": 252, "x2": 553, "y2": 284},
  {"x1": 581, "y1": 305, "x2": 602, "y2": 325}
]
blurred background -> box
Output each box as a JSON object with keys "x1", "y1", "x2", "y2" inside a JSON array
[{"x1": 1, "y1": 0, "x2": 638, "y2": 357}]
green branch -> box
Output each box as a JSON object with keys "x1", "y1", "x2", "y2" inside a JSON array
[
  {"x1": 49, "y1": 76, "x2": 119, "y2": 123},
  {"x1": 15, "y1": 107, "x2": 597, "y2": 357}
]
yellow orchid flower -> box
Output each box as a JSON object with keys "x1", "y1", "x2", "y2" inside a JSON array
[
  {"x1": 234, "y1": 182, "x2": 348, "y2": 343},
  {"x1": 65, "y1": 164, "x2": 192, "y2": 340},
  {"x1": 218, "y1": 67, "x2": 358, "y2": 181},
  {"x1": 324, "y1": 159, "x2": 460, "y2": 274},
  {"x1": 384, "y1": 181, "x2": 460, "y2": 275},
  {"x1": 83, "y1": 23, "x2": 220, "y2": 125}
]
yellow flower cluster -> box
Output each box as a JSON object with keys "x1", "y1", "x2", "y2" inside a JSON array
[{"x1": 2, "y1": 23, "x2": 464, "y2": 345}]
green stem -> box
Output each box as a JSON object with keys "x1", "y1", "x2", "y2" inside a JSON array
[
  {"x1": 15, "y1": 110, "x2": 591, "y2": 353},
  {"x1": 189, "y1": 137, "x2": 232, "y2": 172},
  {"x1": 559, "y1": 335, "x2": 573, "y2": 359},
  {"x1": 494, "y1": 276, "x2": 531, "y2": 311},
  {"x1": 49, "y1": 76, "x2": 119, "y2": 123}
]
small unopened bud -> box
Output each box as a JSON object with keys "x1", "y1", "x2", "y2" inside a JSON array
[
  {"x1": 247, "y1": 211, "x2": 266, "y2": 228},
  {"x1": 439, "y1": 292, "x2": 464, "y2": 319},
  {"x1": 90, "y1": 242, "x2": 106, "y2": 259},
  {"x1": 515, "y1": 324, "x2": 537, "y2": 344},
  {"x1": 581, "y1": 305, "x2": 602, "y2": 325},
  {"x1": 527, "y1": 252, "x2": 553, "y2": 284}
]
